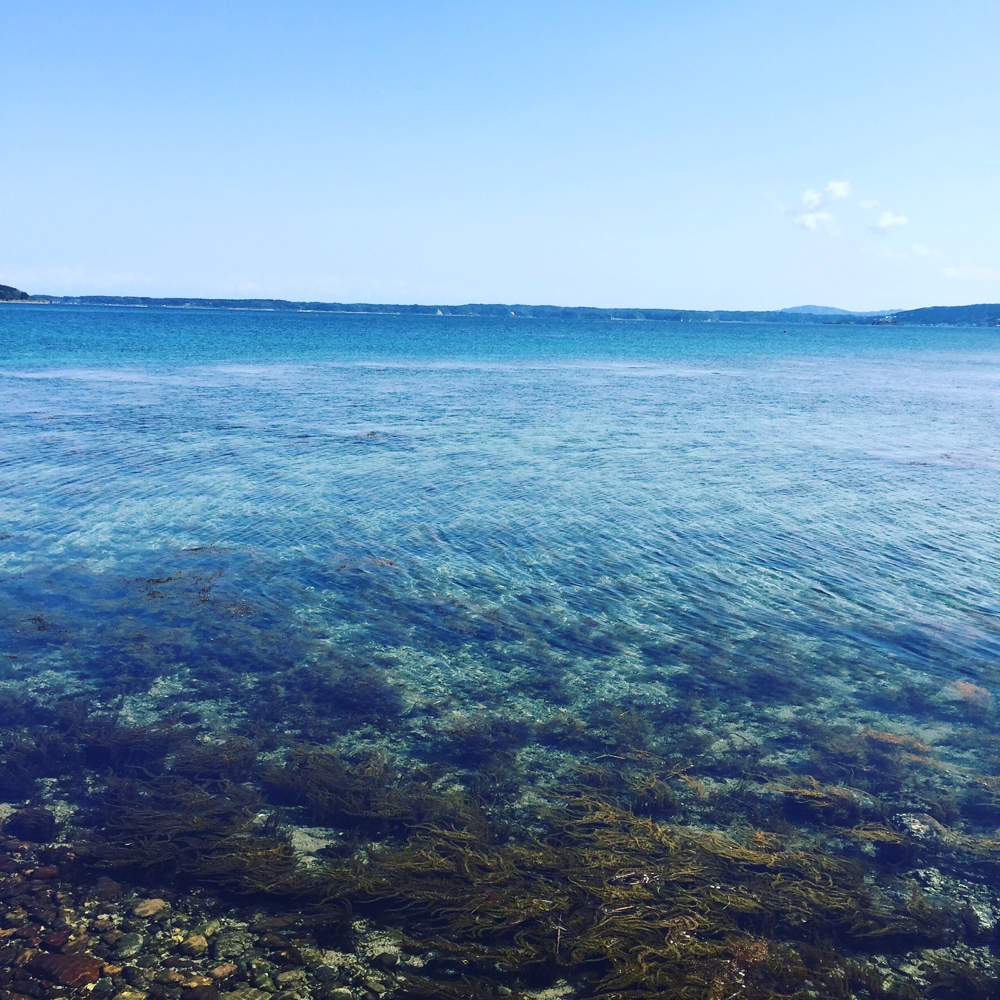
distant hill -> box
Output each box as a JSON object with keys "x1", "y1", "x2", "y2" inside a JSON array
[
  {"x1": 0, "y1": 283, "x2": 29, "y2": 301},
  {"x1": 890, "y1": 303, "x2": 1000, "y2": 326},
  {"x1": 782, "y1": 305, "x2": 856, "y2": 315},
  {"x1": 781, "y1": 305, "x2": 894, "y2": 317}
]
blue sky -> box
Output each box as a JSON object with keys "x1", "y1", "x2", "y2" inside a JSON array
[{"x1": 2, "y1": 1, "x2": 998, "y2": 309}]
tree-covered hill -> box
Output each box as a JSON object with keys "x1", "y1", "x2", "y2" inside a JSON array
[
  {"x1": 10, "y1": 294, "x2": 877, "y2": 324},
  {"x1": 5, "y1": 288, "x2": 1000, "y2": 325},
  {"x1": 890, "y1": 303, "x2": 1000, "y2": 325}
]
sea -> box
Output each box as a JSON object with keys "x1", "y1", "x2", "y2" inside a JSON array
[{"x1": 1, "y1": 304, "x2": 999, "y2": 999}]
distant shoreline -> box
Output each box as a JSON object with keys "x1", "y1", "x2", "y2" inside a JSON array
[{"x1": 1, "y1": 294, "x2": 999, "y2": 326}]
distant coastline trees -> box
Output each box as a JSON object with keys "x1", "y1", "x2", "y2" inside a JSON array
[{"x1": 2, "y1": 284, "x2": 999, "y2": 325}]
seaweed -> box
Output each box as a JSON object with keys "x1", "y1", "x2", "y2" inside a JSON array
[
  {"x1": 316, "y1": 791, "x2": 957, "y2": 998},
  {"x1": 777, "y1": 779, "x2": 885, "y2": 826},
  {"x1": 432, "y1": 714, "x2": 533, "y2": 770},
  {"x1": 76, "y1": 716, "x2": 184, "y2": 778},
  {"x1": 284, "y1": 660, "x2": 408, "y2": 728},
  {"x1": 261, "y1": 745, "x2": 484, "y2": 837},
  {"x1": 1, "y1": 584, "x2": 995, "y2": 1000},
  {"x1": 85, "y1": 773, "x2": 317, "y2": 896},
  {"x1": 170, "y1": 734, "x2": 261, "y2": 781}
]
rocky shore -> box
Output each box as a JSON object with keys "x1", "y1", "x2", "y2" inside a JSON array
[{"x1": 0, "y1": 814, "x2": 405, "y2": 1000}]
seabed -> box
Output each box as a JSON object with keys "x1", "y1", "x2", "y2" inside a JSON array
[{"x1": 1, "y1": 557, "x2": 999, "y2": 1000}]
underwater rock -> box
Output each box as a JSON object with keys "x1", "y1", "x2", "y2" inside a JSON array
[
  {"x1": 962, "y1": 902, "x2": 998, "y2": 942},
  {"x1": 26, "y1": 951, "x2": 104, "y2": 986},
  {"x1": 213, "y1": 927, "x2": 255, "y2": 959},
  {"x1": 181, "y1": 932, "x2": 210, "y2": 956},
  {"x1": 4, "y1": 807, "x2": 57, "y2": 842},
  {"x1": 115, "y1": 931, "x2": 144, "y2": 958},
  {"x1": 132, "y1": 897, "x2": 167, "y2": 918},
  {"x1": 94, "y1": 875, "x2": 126, "y2": 900},
  {"x1": 893, "y1": 811, "x2": 955, "y2": 845},
  {"x1": 186, "y1": 987, "x2": 221, "y2": 1000}
]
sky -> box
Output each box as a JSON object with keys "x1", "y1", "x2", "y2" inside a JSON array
[{"x1": 2, "y1": 1, "x2": 998, "y2": 310}]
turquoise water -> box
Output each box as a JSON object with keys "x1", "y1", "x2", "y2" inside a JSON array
[
  {"x1": 3, "y1": 306, "x2": 998, "y2": 697},
  {"x1": 2, "y1": 305, "x2": 1000, "y2": 995}
]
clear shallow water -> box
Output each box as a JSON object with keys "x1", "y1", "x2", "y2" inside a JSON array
[
  {"x1": 3, "y1": 306, "x2": 999, "y2": 697},
  {"x1": 2, "y1": 305, "x2": 1000, "y2": 996}
]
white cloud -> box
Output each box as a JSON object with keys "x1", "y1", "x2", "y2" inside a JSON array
[
  {"x1": 793, "y1": 210, "x2": 838, "y2": 233},
  {"x1": 877, "y1": 211, "x2": 908, "y2": 229},
  {"x1": 860, "y1": 199, "x2": 879, "y2": 210},
  {"x1": 911, "y1": 243, "x2": 940, "y2": 258},
  {"x1": 800, "y1": 188, "x2": 824, "y2": 210},
  {"x1": 788, "y1": 182, "x2": 850, "y2": 234},
  {"x1": 943, "y1": 265, "x2": 1000, "y2": 281},
  {"x1": 867, "y1": 210, "x2": 908, "y2": 235}
]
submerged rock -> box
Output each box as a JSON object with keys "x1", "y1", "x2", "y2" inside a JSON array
[
  {"x1": 115, "y1": 931, "x2": 144, "y2": 958},
  {"x1": 132, "y1": 897, "x2": 168, "y2": 918},
  {"x1": 892, "y1": 812, "x2": 955, "y2": 845},
  {"x1": 962, "y1": 901, "x2": 998, "y2": 942},
  {"x1": 181, "y1": 932, "x2": 210, "y2": 956},
  {"x1": 213, "y1": 927, "x2": 255, "y2": 959},
  {"x1": 26, "y1": 951, "x2": 105, "y2": 986},
  {"x1": 95, "y1": 875, "x2": 126, "y2": 900},
  {"x1": 4, "y1": 807, "x2": 57, "y2": 842}
]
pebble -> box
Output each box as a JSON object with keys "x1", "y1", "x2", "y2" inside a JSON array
[
  {"x1": 112, "y1": 991, "x2": 148, "y2": 1000},
  {"x1": 211, "y1": 962, "x2": 239, "y2": 979},
  {"x1": 42, "y1": 928, "x2": 71, "y2": 948},
  {"x1": 133, "y1": 898, "x2": 168, "y2": 918},
  {"x1": 154, "y1": 970, "x2": 186, "y2": 983},
  {"x1": 180, "y1": 932, "x2": 210, "y2": 956},
  {"x1": 275, "y1": 968, "x2": 306, "y2": 984},
  {"x1": 95, "y1": 876, "x2": 126, "y2": 900},
  {"x1": 187, "y1": 987, "x2": 221, "y2": 1000},
  {"x1": 116, "y1": 931, "x2": 144, "y2": 958},
  {"x1": 213, "y1": 928, "x2": 254, "y2": 959}
]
